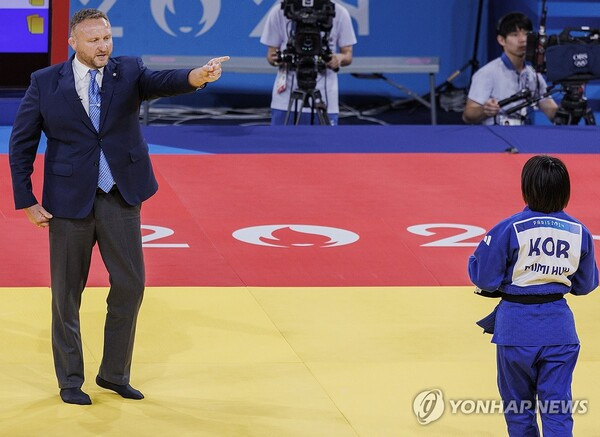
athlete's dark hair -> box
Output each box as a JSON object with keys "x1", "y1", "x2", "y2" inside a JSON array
[
  {"x1": 521, "y1": 155, "x2": 570, "y2": 213},
  {"x1": 496, "y1": 12, "x2": 532, "y2": 37},
  {"x1": 70, "y1": 8, "x2": 109, "y2": 36}
]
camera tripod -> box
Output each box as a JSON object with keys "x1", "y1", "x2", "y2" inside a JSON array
[
  {"x1": 553, "y1": 81, "x2": 596, "y2": 125},
  {"x1": 284, "y1": 88, "x2": 331, "y2": 126}
]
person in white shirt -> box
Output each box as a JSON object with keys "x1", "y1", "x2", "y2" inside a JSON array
[
  {"x1": 463, "y1": 12, "x2": 558, "y2": 125},
  {"x1": 260, "y1": 0, "x2": 357, "y2": 125}
]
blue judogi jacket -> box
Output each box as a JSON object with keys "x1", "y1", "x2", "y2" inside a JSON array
[{"x1": 468, "y1": 207, "x2": 598, "y2": 346}]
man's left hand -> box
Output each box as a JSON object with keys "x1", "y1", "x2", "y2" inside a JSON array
[{"x1": 327, "y1": 54, "x2": 341, "y2": 71}]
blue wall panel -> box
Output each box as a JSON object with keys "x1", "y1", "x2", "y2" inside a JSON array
[
  {"x1": 68, "y1": 0, "x2": 482, "y2": 97},
  {"x1": 66, "y1": 0, "x2": 599, "y2": 110}
]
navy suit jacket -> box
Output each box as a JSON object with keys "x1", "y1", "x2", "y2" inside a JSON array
[{"x1": 9, "y1": 56, "x2": 196, "y2": 219}]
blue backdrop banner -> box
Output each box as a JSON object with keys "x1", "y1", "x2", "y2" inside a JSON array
[
  {"x1": 67, "y1": 1, "x2": 599, "y2": 105},
  {"x1": 68, "y1": 0, "x2": 480, "y2": 96}
]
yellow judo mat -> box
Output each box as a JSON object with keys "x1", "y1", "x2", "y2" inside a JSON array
[{"x1": 1, "y1": 286, "x2": 599, "y2": 436}]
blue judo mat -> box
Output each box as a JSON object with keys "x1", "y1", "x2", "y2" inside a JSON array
[{"x1": 1, "y1": 125, "x2": 599, "y2": 155}]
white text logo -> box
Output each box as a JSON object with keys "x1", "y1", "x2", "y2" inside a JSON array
[
  {"x1": 413, "y1": 389, "x2": 445, "y2": 425},
  {"x1": 232, "y1": 224, "x2": 359, "y2": 248},
  {"x1": 150, "y1": 0, "x2": 221, "y2": 37},
  {"x1": 573, "y1": 53, "x2": 588, "y2": 68}
]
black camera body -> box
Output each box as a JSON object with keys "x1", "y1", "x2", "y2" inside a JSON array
[
  {"x1": 526, "y1": 27, "x2": 600, "y2": 82},
  {"x1": 525, "y1": 26, "x2": 600, "y2": 125},
  {"x1": 280, "y1": 0, "x2": 336, "y2": 90}
]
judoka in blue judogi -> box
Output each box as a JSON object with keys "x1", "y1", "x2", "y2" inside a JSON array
[{"x1": 468, "y1": 155, "x2": 598, "y2": 437}]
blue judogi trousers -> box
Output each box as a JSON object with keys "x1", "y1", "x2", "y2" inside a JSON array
[{"x1": 497, "y1": 344, "x2": 580, "y2": 437}]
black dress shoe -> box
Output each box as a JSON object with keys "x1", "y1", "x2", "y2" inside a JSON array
[
  {"x1": 96, "y1": 376, "x2": 144, "y2": 400},
  {"x1": 60, "y1": 387, "x2": 92, "y2": 405}
]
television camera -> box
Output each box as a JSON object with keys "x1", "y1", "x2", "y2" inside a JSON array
[
  {"x1": 278, "y1": 0, "x2": 336, "y2": 125},
  {"x1": 504, "y1": 0, "x2": 600, "y2": 125}
]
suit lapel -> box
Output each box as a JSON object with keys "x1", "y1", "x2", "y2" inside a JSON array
[
  {"x1": 99, "y1": 59, "x2": 118, "y2": 132},
  {"x1": 58, "y1": 58, "x2": 96, "y2": 133}
]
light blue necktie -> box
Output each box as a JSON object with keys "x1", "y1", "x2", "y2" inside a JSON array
[{"x1": 89, "y1": 69, "x2": 115, "y2": 193}]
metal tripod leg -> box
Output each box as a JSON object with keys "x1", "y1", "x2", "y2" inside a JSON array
[
  {"x1": 285, "y1": 89, "x2": 331, "y2": 126},
  {"x1": 584, "y1": 108, "x2": 596, "y2": 125},
  {"x1": 285, "y1": 90, "x2": 308, "y2": 125},
  {"x1": 314, "y1": 99, "x2": 331, "y2": 126}
]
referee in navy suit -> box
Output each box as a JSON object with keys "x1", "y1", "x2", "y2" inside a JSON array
[{"x1": 9, "y1": 8, "x2": 229, "y2": 405}]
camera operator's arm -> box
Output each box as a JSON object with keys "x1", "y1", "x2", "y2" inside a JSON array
[
  {"x1": 539, "y1": 97, "x2": 558, "y2": 122},
  {"x1": 463, "y1": 98, "x2": 500, "y2": 124},
  {"x1": 266, "y1": 46, "x2": 281, "y2": 67},
  {"x1": 327, "y1": 45, "x2": 353, "y2": 70}
]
